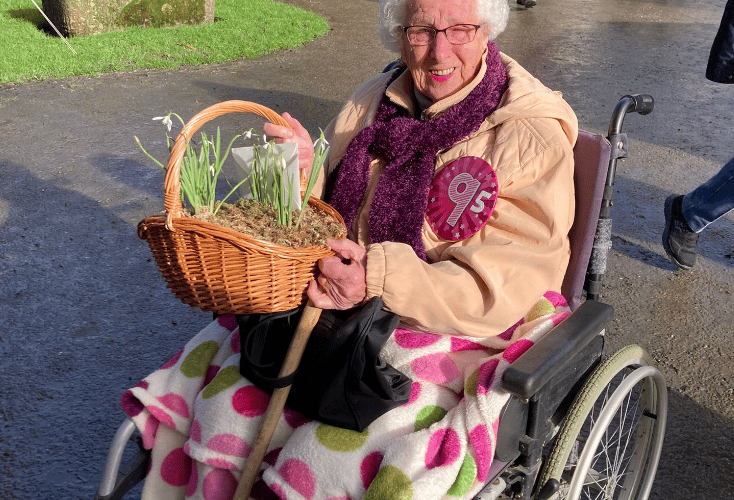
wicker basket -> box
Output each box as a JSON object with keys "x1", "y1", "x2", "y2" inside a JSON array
[{"x1": 138, "y1": 100, "x2": 346, "y2": 314}]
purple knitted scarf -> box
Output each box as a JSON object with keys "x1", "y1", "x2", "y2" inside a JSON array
[{"x1": 324, "y1": 42, "x2": 508, "y2": 260}]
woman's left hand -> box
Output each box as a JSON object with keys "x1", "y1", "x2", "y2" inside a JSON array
[
  {"x1": 262, "y1": 112, "x2": 315, "y2": 176},
  {"x1": 307, "y1": 238, "x2": 368, "y2": 310}
]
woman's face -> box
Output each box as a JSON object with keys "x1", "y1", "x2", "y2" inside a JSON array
[{"x1": 401, "y1": 0, "x2": 489, "y2": 103}]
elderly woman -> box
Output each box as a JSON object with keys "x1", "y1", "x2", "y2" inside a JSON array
[
  {"x1": 122, "y1": 0, "x2": 578, "y2": 498},
  {"x1": 268, "y1": 0, "x2": 576, "y2": 337}
]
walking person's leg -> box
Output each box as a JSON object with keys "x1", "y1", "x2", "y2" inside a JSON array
[
  {"x1": 681, "y1": 155, "x2": 734, "y2": 232},
  {"x1": 663, "y1": 154, "x2": 734, "y2": 269}
]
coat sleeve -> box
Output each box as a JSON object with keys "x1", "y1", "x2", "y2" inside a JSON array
[
  {"x1": 706, "y1": 0, "x2": 734, "y2": 83},
  {"x1": 365, "y1": 121, "x2": 576, "y2": 338}
]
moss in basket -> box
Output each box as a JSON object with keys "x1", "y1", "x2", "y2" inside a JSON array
[{"x1": 135, "y1": 113, "x2": 344, "y2": 248}]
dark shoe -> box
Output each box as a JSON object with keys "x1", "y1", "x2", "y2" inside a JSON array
[
  {"x1": 663, "y1": 194, "x2": 699, "y2": 269},
  {"x1": 517, "y1": 0, "x2": 537, "y2": 6}
]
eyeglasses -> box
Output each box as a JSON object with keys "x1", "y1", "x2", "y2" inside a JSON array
[{"x1": 403, "y1": 24, "x2": 482, "y2": 46}]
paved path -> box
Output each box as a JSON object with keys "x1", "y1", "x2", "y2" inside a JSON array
[{"x1": 0, "y1": 0, "x2": 732, "y2": 498}]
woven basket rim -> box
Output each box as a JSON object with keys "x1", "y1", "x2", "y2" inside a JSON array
[{"x1": 139, "y1": 196, "x2": 345, "y2": 260}]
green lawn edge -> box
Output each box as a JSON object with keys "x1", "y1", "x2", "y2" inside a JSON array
[{"x1": 0, "y1": 0, "x2": 329, "y2": 84}]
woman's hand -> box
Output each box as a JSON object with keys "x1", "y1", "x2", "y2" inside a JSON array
[
  {"x1": 262, "y1": 112, "x2": 315, "y2": 176},
  {"x1": 307, "y1": 238, "x2": 368, "y2": 310}
]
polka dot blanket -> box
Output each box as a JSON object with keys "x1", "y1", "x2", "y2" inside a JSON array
[{"x1": 121, "y1": 291, "x2": 570, "y2": 500}]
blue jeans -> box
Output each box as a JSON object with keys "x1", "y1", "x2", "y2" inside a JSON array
[{"x1": 682, "y1": 154, "x2": 734, "y2": 232}]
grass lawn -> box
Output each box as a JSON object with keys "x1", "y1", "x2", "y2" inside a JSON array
[{"x1": 0, "y1": 0, "x2": 329, "y2": 84}]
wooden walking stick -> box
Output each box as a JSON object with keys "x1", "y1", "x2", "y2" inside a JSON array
[{"x1": 233, "y1": 302, "x2": 322, "y2": 500}]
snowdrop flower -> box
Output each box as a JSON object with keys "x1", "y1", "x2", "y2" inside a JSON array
[
  {"x1": 153, "y1": 115, "x2": 173, "y2": 132},
  {"x1": 313, "y1": 135, "x2": 329, "y2": 150},
  {"x1": 280, "y1": 156, "x2": 287, "y2": 170},
  {"x1": 243, "y1": 128, "x2": 256, "y2": 140}
]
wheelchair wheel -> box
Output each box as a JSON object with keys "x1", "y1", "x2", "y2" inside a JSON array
[{"x1": 537, "y1": 344, "x2": 667, "y2": 500}]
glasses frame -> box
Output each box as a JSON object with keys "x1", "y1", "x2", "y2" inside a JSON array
[{"x1": 402, "y1": 24, "x2": 483, "y2": 46}]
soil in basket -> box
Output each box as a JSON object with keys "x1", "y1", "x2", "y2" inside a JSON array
[{"x1": 194, "y1": 199, "x2": 345, "y2": 248}]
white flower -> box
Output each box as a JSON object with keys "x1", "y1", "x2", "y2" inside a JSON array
[
  {"x1": 210, "y1": 165, "x2": 215, "y2": 176},
  {"x1": 280, "y1": 156, "x2": 287, "y2": 170},
  {"x1": 313, "y1": 135, "x2": 329, "y2": 151},
  {"x1": 153, "y1": 115, "x2": 173, "y2": 132},
  {"x1": 244, "y1": 128, "x2": 255, "y2": 140}
]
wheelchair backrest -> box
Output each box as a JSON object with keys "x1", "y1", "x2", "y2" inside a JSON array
[{"x1": 561, "y1": 130, "x2": 612, "y2": 311}]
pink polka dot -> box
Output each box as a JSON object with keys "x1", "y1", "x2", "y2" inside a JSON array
[
  {"x1": 476, "y1": 358, "x2": 500, "y2": 395},
  {"x1": 217, "y1": 314, "x2": 238, "y2": 331},
  {"x1": 552, "y1": 310, "x2": 571, "y2": 326},
  {"x1": 161, "y1": 348, "x2": 184, "y2": 369},
  {"x1": 160, "y1": 447, "x2": 191, "y2": 487},
  {"x1": 141, "y1": 416, "x2": 159, "y2": 449},
  {"x1": 411, "y1": 353, "x2": 460, "y2": 384},
  {"x1": 278, "y1": 458, "x2": 316, "y2": 499},
  {"x1": 264, "y1": 447, "x2": 282, "y2": 467},
  {"x1": 450, "y1": 337, "x2": 485, "y2": 352},
  {"x1": 206, "y1": 433, "x2": 249, "y2": 458},
  {"x1": 502, "y1": 339, "x2": 534, "y2": 363},
  {"x1": 394, "y1": 329, "x2": 441, "y2": 349},
  {"x1": 469, "y1": 425, "x2": 491, "y2": 481},
  {"x1": 498, "y1": 318, "x2": 523, "y2": 341},
  {"x1": 187, "y1": 461, "x2": 199, "y2": 497},
  {"x1": 284, "y1": 407, "x2": 310, "y2": 428},
  {"x1": 147, "y1": 405, "x2": 176, "y2": 429},
  {"x1": 230, "y1": 329, "x2": 241, "y2": 354},
  {"x1": 425, "y1": 428, "x2": 461, "y2": 469},
  {"x1": 232, "y1": 385, "x2": 270, "y2": 418},
  {"x1": 202, "y1": 468, "x2": 237, "y2": 500},
  {"x1": 404, "y1": 382, "x2": 421, "y2": 406},
  {"x1": 204, "y1": 457, "x2": 237, "y2": 470},
  {"x1": 360, "y1": 451, "x2": 383, "y2": 489},
  {"x1": 157, "y1": 393, "x2": 190, "y2": 418},
  {"x1": 121, "y1": 390, "x2": 144, "y2": 418},
  {"x1": 204, "y1": 365, "x2": 221, "y2": 387},
  {"x1": 190, "y1": 419, "x2": 202, "y2": 443},
  {"x1": 543, "y1": 291, "x2": 567, "y2": 308}
]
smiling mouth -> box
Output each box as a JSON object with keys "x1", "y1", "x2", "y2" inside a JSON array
[{"x1": 430, "y1": 68, "x2": 454, "y2": 82}]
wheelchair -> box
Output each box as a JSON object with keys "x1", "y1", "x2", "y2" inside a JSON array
[{"x1": 95, "y1": 93, "x2": 667, "y2": 500}]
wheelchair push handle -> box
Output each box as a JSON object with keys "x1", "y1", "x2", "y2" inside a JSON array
[{"x1": 608, "y1": 94, "x2": 654, "y2": 136}]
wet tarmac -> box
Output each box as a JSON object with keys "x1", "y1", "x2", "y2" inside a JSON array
[{"x1": 0, "y1": 0, "x2": 732, "y2": 498}]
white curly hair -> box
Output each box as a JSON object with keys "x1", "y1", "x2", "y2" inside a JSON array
[{"x1": 378, "y1": 0, "x2": 509, "y2": 52}]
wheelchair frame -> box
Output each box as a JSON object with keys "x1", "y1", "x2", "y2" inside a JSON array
[
  {"x1": 473, "y1": 94, "x2": 667, "y2": 500},
  {"x1": 95, "y1": 95, "x2": 667, "y2": 500}
]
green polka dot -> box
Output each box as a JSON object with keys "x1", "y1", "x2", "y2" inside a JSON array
[
  {"x1": 414, "y1": 405, "x2": 448, "y2": 432},
  {"x1": 201, "y1": 365, "x2": 241, "y2": 399},
  {"x1": 524, "y1": 298, "x2": 554, "y2": 322},
  {"x1": 315, "y1": 424, "x2": 369, "y2": 453},
  {"x1": 364, "y1": 465, "x2": 413, "y2": 500},
  {"x1": 465, "y1": 369, "x2": 479, "y2": 398},
  {"x1": 447, "y1": 453, "x2": 477, "y2": 497},
  {"x1": 179, "y1": 341, "x2": 219, "y2": 378}
]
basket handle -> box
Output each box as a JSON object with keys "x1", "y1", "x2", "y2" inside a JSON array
[{"x1": 163, "y1": 100, "x2": 294, "y2": 227}]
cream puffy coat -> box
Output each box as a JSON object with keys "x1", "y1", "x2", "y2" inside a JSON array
[{"x1": 313, "y1": 53, "x2": 578, "y2": 338}]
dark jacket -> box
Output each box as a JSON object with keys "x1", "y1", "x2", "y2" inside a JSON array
[{"x1": 707, "y1": 0, "x2": 734, "y2": 83}]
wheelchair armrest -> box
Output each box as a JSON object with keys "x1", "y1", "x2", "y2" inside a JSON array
[{"x1": 501, "y1": 300, "x2": 613, "y2": 400}]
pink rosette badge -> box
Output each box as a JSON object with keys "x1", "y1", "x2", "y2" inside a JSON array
[{"x1": 426, "y1": 156, "x2": 498, "y2": 241}]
